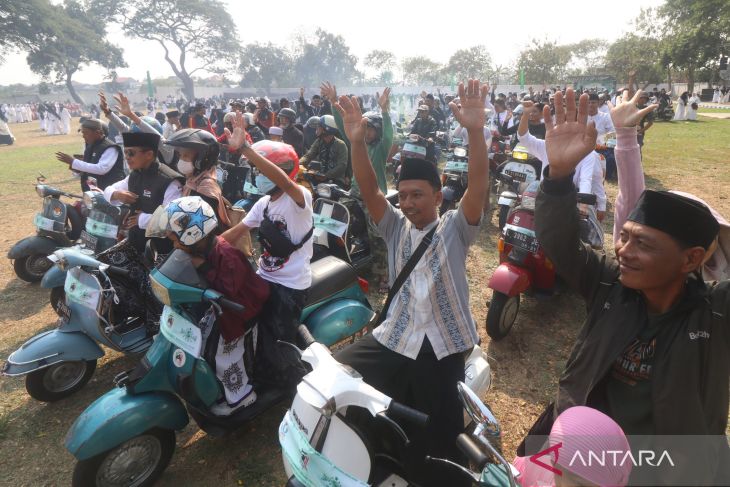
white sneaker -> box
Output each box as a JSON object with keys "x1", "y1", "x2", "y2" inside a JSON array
[{"x1": 209, "y1": 390, "x2": 257, "y2": 417}]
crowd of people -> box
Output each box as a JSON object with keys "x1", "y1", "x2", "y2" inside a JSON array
[{"x1": 2, "y1": 70, "x2": 730, "y2": 486}]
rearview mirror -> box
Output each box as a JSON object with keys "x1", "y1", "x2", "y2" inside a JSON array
[{"x1": 457, "y1": 381, "x2": 500, "y2": 437}]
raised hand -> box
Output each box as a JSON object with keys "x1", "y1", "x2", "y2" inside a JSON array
[
  {"x1": 228, "y1": 111, "x2": 249, "y2": 150},
  {"x1": 448, "y1": 80, "x2": 488, "y2": 132},
  {"x1": 334, "y1": 95, "x2": 367, "y2": 143},
  {"x1": 98, "y1": 92, "x2": 111, "y2": 116},
  {"x1": 610, "y1": 89, "x2": 657, "y2": 129},
  {"x1": 320, "y1": 81, "x2": 338, "y2": 103},
  {"x1": 378, "y1": 87, "x2": 391, "y2": 112},
  {"x1": 543, "y1": 88, "x2": 597, "y2": 179},
  {"x1": 113, "y1": 92, "x2": 133, "y2": 117}
]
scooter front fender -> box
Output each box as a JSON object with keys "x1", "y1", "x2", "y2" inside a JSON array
[
  {"x1": 488, "y1": 263, "x2": 531, "y2": 297},
  {"x1": 3, "y1": 329, "x2": 103, "y2": 377},
  {"x1": 40, "y1": 265, "x2": 67, "y2": 289},
  {"x1": 65, "y1": 387, "x2": 189, "y2": 460},
  {"x1": 7, "y1": 236, "x2": 60, "y2": 260}
]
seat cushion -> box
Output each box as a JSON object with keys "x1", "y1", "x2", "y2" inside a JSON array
[{"x1": 305, "y1": 256, "x2": 358, "y2": 306}]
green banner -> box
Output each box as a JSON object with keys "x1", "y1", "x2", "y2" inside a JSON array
[
  {"x1": 146, "y1": 71, "x2": 154, "y2": 98},
  {"x1": 519, "y1": 70, "x2": 525, "y2": 90}
]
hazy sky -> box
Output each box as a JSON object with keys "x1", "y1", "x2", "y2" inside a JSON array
[{"x1": 1, "y1": 0, "x2": 665, "y2": 86}]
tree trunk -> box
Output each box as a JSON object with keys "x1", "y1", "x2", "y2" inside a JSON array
[
  {"x1": 180, "y1": 73, "x2": 195, "y2": 101},
  {"x1": 65, "y1": 72, "x2": 84, "y2": 105},
  {"x1": 687, "y1": 65, "x2": 695, "y2": 94}
]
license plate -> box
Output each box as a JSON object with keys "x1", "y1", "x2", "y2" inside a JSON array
[
  {"x1": 504, "y1": 170, "x2": 527, "y2": 182},
  {"x1": 80, "y1": 230, "x2": 98, "y2": 251},
  {"x1": 504, "y1": 226, "x2": 539, "y2": 254},
  {"x1": 57, "y1": 300, "x2": 71, "y2": 325}
]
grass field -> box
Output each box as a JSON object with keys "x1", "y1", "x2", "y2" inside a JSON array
[
  {"x1": 698, "y1": 107, "x2": 730, "y2": 114},
  {"x1": 0, "y1": 116, "x2": 728, "y2": 486}
]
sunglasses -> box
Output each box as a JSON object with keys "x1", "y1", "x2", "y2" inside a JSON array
[{"x1": 124, "y1": 148, "x2": 151, "y2": 157}]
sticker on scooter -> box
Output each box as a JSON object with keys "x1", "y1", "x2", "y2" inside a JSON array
[
  {"x1": 160, "y1": 306, "x2": 202, "y2": 358},
  {"x1": 172, "y1": 348, "x2": 186, "y2": 368}
]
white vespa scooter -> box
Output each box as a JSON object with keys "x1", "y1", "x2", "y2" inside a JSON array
[{"x1": 279, "y1": 326, "x2": 496, "y2": 487}]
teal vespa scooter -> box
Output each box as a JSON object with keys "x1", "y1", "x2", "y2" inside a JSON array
[
  {"x1": 2, "y1": 244, "x2": 159, "y2": 402},
  {"x1": 65, "y1": 249, "x2": 375, "y2": 487},
  {"x1": 41, "y1": 189, "x2": 129, "y2": 313}
]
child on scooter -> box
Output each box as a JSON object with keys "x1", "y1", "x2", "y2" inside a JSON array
[{"x1": 162, "y1": 196, "x2": 270, "y2": 415}]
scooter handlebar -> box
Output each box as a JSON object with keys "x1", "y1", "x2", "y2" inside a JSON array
[
  {"x1": 219, "y1": 297, "x2": 245, "y2": 313},
  {"x1": 456, "y1": 433, "x2": 489, "y2": 470},
  {"x1": 387, "y1": 401, "x2": 429, "y2": 428},
  {"x1": 107, "y1": 266, "x2": 131, "y2": 278}
]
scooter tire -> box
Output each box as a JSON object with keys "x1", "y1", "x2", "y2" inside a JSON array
[
  {"x1": 50, "y1": 286, "x2": 66, "y2": 315},
  {"x1": 13, "y1": 254, "x2": 53, "y2": 282},
  {"x1": 486, "y1": 292, "x2": 519, "y2": 341},
  {"x1": 25, "y1": 359, "x2": 97, "y2": 402},
  {"x1": 72, "y1": 428, "x2": 176, "y2": 487}
]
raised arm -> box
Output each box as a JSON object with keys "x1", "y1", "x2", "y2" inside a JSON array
[
  {"x1": 450, "y1": 80, "x2": 490, "y2": 225},
  {"x1": 610, "y1": 89, "x2": 657, "y2": 245},
  {"x1": 334, "y1": 95, "x2": 388, "y2": 223},
  {"x1": 229, "y1": 112, "x2": 306, "y2": 207}
]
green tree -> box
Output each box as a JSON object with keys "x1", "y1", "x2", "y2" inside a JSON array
[
  {"x1": 604, "y1": 34, "x2": 664, "y2": 89},
  {"x1": 639, "y1": 1, "x2": 730, "y2": 92},
  {"x1": 239, "y1": 43, "x2": 294, "y2": 89},
  {"x1": 516, "y1": 39, "x2": 573, "y2": 84},
  {"x1": 0, "y1": 0, "x2": 58, "y2": 63},
  {"x1": 365, "y1": 49, "x2": 397, "y2": 83},
  {"x1": 294, "y1": 29, "x2": 361, "y2": 87},
  {"x1": 442, "y1": 45, "x2": 494, "y2": 82},
  {"x1": 115, "y1": 0, "x2": 240, "y2": 100},
  {"x1": 25, "y1": 1, "x2": 126, "y2": 104},
  {"x1": 401, "y1": 56, "x2": 443, "y2": 85},
  {"x1": 567, "y1": 38, "x2": 609, "y2": 75}
]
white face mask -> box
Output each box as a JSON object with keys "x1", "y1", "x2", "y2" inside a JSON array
[{"x1": 178, "y1": 159, "x2": 195, "y2": 176}]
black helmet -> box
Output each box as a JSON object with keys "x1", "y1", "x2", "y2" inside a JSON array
[
  {"x1": 278, "y1": 107, "x2": 297, "y2": 122},
  {"x1": 364, "y1": 111, "x2": 383, "y2": 140},
  {"x1": 164, "y1": 128, "x2": 219, "y2": 172}
]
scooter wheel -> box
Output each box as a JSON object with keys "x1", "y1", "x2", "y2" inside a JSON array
[
  {"x1": 50, "y1": 286, "x2": 66, "y2": 315},
  {"x1": 72, "y1": 428, "x2": 176, "y2": 487},
  {"x1": 13, "y1": 254, "x2": 53, "y2": 282},
  {"x1": 486, "y1": 292, "x2": 519, "y2": 341},
  {"x1": 25, "y1": 359, "x2": 97, "y2": 402}
]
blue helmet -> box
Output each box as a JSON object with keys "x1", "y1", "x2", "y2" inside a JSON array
[
  {"x1": 319, "y1": 115, "x2": 339, "y2": 136},
  {"x1": 165, "y1": 196, "x2": 218, "y2": 246},
  {"x1": 131, "y1": 116, "x2": 163, "y2": 134}
]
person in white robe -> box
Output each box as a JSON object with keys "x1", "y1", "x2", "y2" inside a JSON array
[
  {"x1": 712, "y1": 88, "x2": 721, "y2": 103},
  {"x1": 673, "y1": 93, "x2": 687, "y2": 121},
  {"x1": 59, "y1": 105, "x2": 72, "y2": 134},
  {"x1": 687, "y1": 93, "x2": 701, "y2": 121}
]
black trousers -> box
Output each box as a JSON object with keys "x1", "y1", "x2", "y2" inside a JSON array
[
  {"x1": 336, "y1": 334, "x2": 469, "y2": 487},
  {"x1": 255, "y1": 282, "x2": 308, "y2": 388}
]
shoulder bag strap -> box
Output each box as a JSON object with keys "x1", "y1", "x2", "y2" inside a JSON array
[{"x1": 374, "y1": 225, "x2": 437, "y2": 327}]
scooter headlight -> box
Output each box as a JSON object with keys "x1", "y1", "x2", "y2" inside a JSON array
[
  {"x1": 454, "y1": 147, "x2": 467, "y2": 158},
  {"x1": 83, "y1": 191, "x2": 95, "y2": 209},
  {"x1": 36, "y1": 185, "x2": 47, "y2": 198},
  {"x1": 149, "y1": 274, "x2": 171, "y2": 306}
]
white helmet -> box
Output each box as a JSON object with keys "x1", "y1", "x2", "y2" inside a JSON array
[{"x1": 165, "y1": 196, "x2": 218, "y2": 246}]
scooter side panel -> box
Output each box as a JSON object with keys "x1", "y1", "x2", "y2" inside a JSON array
[
  {"x1": 300, "y1": 284, "x2": 370, "y2": 322},
  {"x1": 40, "y1": 265, "x2": 67, "y2": 289},
  {"x1": 7, "y1": 235, "x2": 59, "y2": 259},
  {"x1": 65, "y1": 386, "x2": 189, "y2": 460},
  {"x1": 3, "y1": 329, "x2": 104, "y2": 376},
  {"x1": 304, "y1": 298, "x2": 375, "y2": 347},
  {"x1": 488, "y1": 263, "x2": 531, "y2": 297}
]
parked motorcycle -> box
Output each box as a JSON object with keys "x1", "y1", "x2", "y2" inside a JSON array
[
  {"x1": 41, "y1": 190, "x2": 130, "y2": 313},
  {"x1": 279, "y1": 326, "x2": 494, "y2": 486},
  {"x1": 2, "y1": 243, "x2": 160, "y2": 401},
  {"x1": 440, "y1": 143, "x2": 469, "y2": 214},
  {"x1": 64, "y1": 250, "x2": 375, "y2": 487},
  {"x1": 486, "y1": 181, "x2": 597, "y2": 340},
  {"x1": 8, "y1": 178, "x2": 84, "y2": 282},
  {"x1": 494, "y1": 146, "x2": 542, "y2": 230},
  {"x1": 655, "y1": 101, "x2": 675, "y2": 121}
]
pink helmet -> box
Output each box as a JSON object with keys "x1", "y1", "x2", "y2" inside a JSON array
[{"x1": 550, "y1": 406, "x2": 632, "y2": 486}]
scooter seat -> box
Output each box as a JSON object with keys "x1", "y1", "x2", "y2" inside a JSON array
[{"x1": 306, "y1": 256, "x2": 358, "y2": 307}]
